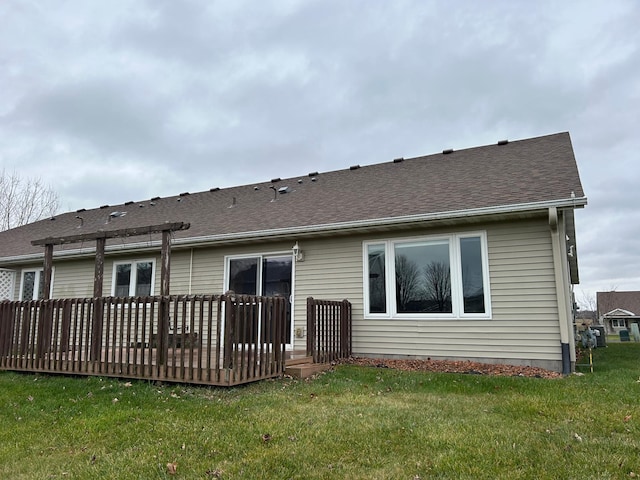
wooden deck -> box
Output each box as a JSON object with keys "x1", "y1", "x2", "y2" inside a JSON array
[
  {"x1": 1, "y1": 295, "x2": 351, "y2": 386},
  {"x1": 0, "y1": 294, "x2": 287, "y2": 386}
]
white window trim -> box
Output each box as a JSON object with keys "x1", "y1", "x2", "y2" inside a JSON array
[
  {"x1": 223, "y1": 250, "x2": 295, "y2": 347},
  {"x1": 111, "y1": 259, "x2": 156, "y2": 297},
  {"x1": 223, "y1": 250, "x2": 295, "y2": 301},
  {"x1": 363, "y1": 231, "x2": 492, "y2": 320},
  {"x1": 18, "y1": 267, "x2": 55, "y2": 301}
]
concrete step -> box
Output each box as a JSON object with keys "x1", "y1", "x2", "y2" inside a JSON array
[{"x1": 285, "y1": 362, "x2": 331, "y2": 379}]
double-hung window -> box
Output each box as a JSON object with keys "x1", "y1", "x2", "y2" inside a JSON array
[
  {"x1": 20, "y1": 268, "x2": 47, "y2": 300},
  {"x1": 364, "y1": 232, "x2": 491, "y2": 318},
  {"x1": 112, "y1": 260, "x2": 155, "y2": 297}
]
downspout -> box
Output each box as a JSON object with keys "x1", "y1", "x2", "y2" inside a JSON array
[{"x1": 549, "y1": 207, "x2": 571, "y2": 375}]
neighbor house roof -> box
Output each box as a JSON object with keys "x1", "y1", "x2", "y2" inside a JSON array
[
  {"x1": 0, "y1": 132, "x2": 586, "y2": 263},
  {"x1": 597, "y1": 291, "x2": 640, "y2": 318}
]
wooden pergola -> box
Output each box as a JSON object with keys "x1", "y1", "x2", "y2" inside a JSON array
[
  {"x1": 31, "y1": 222, "x2": 190, "y2": 363},
  {"x1": 31, "y1": 222, "x2": 190, "y2": 299}
]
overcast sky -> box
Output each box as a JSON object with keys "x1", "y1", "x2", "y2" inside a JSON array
[{"x1": 1, "y1": 1, "x2": 638, "y2": 304}]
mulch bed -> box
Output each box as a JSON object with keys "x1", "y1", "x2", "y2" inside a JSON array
[{"x1": 341, "y1": 356, "x2": 562, "y2": 379}]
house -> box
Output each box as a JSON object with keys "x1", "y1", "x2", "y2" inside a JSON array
[
  {"x1": 0, "y1": 132, "x2": 586, "y2": 374},
  {"x1": 597, "y1": 291, "x2": 640, "y2": 334}
]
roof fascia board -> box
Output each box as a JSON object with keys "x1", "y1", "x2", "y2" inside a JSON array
[
  {"x1": 603, "y1": 308, "x2": 636, "y2": 317},
  {"x1": 175, "y1": 196, "x2": 587, "y2": 246},
  {"x1": 1, "y1": 196, "x2": 587, "y2": 264}
]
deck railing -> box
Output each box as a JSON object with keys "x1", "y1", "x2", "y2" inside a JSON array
[
  {"x1": 306, "y1": 297, "x2": 352, "y2": 363},
  {"x1": 0, "y1": 294, "x2": 287, "y2": 386}
]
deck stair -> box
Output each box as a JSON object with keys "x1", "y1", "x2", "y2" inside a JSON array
[{"x1": 284, "y1": 351, "x2": 331, "y2": 379}]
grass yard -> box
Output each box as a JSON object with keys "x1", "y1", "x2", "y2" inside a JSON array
[{"x1": 1, "y1": 344, "x2": 639, "y2": 479}]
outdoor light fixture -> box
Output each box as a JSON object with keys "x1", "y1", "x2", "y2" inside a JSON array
[{"x1": 292, "y1": 241, "x2": 304, "y2": 262}]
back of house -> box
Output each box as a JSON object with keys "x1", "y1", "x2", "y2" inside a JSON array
[{"x1": 0, "y1": 132, "x2": 587, "y2": 374}]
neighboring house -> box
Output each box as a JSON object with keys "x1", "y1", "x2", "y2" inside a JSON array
[
  {"x1": 0, "y1": 132, "x2": 586, "y2": 373},
  {"x1": 597, "y1": 291, "x2": 640, "y2": 334}
]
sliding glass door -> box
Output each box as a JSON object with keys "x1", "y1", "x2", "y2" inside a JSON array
[{"x1": 227, "y1": 255, "x2": 293, "y2": 345}]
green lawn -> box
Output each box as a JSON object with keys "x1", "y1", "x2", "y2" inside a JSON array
[{"x1": 1, "y1": 344, "x2": 639, "y2": 479}]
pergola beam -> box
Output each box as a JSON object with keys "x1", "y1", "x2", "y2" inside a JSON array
[{"x1": 31, "y1": 222, "x2": 190, "y2": 246}]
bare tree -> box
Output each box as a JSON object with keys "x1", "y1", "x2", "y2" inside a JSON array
[
  {"x1": 0, "y1": 169, "x2": 60, "y2": 231},
  {"x1": 424, "y1": 261, "x2": 452, "y2": 312},
  {"x1": 395, "y1": 254, "x2": 421, "y2": 311},
  {"x1": 576, "y1": 288, "x2": 597, "y2": 312}
]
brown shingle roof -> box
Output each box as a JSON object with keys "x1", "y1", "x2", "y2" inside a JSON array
[
  {"x1": 597, "y1": 291, "x2": 640, "y2": 317},
  {"x1": 0, "y1": 132, "x2": 586, "y2": 261}
]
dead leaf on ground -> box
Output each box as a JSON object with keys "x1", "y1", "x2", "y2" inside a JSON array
[
  {"x1": 261, "y1": 433, "x2": 272, "y2": 443},
  {"x1": 341, "y1": 356, "x2": 562, "y2": 378},
  {"x1": 624, "y1": 415, "x2": 632, "y2": 422},
  {"x1": 167, "y1": 462, "x2": 177, "y2": 475}
]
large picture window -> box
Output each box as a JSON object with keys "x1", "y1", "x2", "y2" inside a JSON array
[
  {"x1": 364, "y1": 233, "x2": 490, "y2": 318},
  {"x1": 112, "y1": 260, "x2": 154, "y2": 297}
]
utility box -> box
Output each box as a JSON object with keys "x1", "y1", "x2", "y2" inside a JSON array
[{"x1": 592, "y1": 326, "x2": 606, "y2": 347}]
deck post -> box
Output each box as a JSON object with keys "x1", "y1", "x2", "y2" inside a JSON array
[
  {"x1": 90, "y1": 237, "x2": 105, "y2": 361},
  {"x1": 306, "y1": 297, "x2": 316, "y2": 361},
  {"x1": 341, "y1": 299, "x2": 352, "y2": 358},
  {"x1": 223, "y1": 294, "x2": 235, "y2": 370},
  {"x1": 36, "y1": 245, "x2": 54, "y2": 362},
  {"x1": 160, "y1": 230, "x2": 171, "y2": 297},
  {"x1": 93, "y1": 237, "x2": 105, "y2": 297},
  {"x1": 42, "y1": 244, "x2": 53, "y2": 300}
]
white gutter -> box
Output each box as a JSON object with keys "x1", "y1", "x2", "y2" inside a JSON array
[{"x1": 1, "y1": 196, "x2": 587, "y2": 264}]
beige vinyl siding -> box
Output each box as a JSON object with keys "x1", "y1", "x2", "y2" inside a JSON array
[
  {"x1": 51, "y1": 259, "x2": 94, "y2": 298},
  {"x1": 10, "y1": 216, "x2": 564, "y2": 369},
  {"x1": 293, "y1": 236, "x2": 364, "y2": 350},
  {"x1": 292, "y1": 217, "x2": 563, "y2": 370}
]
